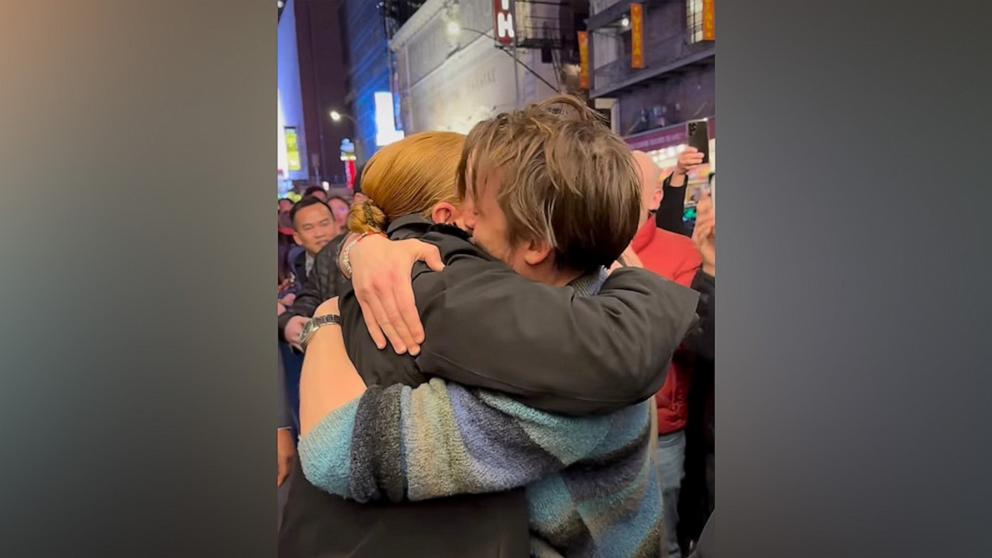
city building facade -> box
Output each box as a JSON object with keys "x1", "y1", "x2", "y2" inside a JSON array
[
  {"x1": 339, "y1": 0, "x2": 407, "y2": 166},
  {"x1": 389, "y1": 0, "x2": 573, "y2": 134},
  {"x1": 587, "y1": 0, "x2": 715, "y2": 178},
  {"x1": 295, "y1": 0, "x2": 352, "y2": 187}
]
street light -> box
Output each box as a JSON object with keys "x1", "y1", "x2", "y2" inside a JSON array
[{"x1": 329, "y1": 110, "x2": 356, "y2": 124}]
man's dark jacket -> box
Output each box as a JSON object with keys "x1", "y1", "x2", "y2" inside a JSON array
[{"x1": 278, "y1": 216, "x2": 699, "y2": 557}]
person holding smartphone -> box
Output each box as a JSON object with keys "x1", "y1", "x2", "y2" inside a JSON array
[{"x1": 657, "y1": 146, "x2": 707, "y2": 235}]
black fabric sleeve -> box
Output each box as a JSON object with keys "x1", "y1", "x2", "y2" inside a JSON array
[
  {"x1": 278, "y1": 235, "x2": 346, "y2": 340},
  {"x1": 656, "y1": 173, "x2": 688, "y2": 236},
  {"x1": 684, "y1": 270, "x2": 715, "y2": 361},
  {"x1": 335, "y1": 226, "x2": 698, "y2": 416},
  {"x1": 278, "y1": 273, "x2": 321, "y2": 340},
  {"x1": 413, "y1": 256, "x2": 700, "y2": 416}
]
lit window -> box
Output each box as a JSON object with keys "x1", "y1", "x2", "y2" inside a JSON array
[{"x1": 687, "y1": 0, "x2": 704, "y2": 44}]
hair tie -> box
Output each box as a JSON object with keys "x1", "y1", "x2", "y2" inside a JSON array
[{"x1": 363, "y1": 200, "x2": 376, "y2": 226}]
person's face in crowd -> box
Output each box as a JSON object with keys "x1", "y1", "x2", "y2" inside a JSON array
[
  {"x1": 328, "y1": 198, "x2": 350, "y2": 227},
  {"x1": 278, "y1": 199, "x2": 293, "y2": 214},
  {"x1": 632, "y1": 151, "x2": 663, "y2": 228},
  {"x1": 293, "y1": 203, "x2": 335, "y2": 256},
  {"x1": 310, "y1": 190, "x2": 328, "y2": 202}
]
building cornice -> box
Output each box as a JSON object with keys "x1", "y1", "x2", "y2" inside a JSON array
[{"x1": 390, "y1": 0, "x2": 448, "y2": 51}]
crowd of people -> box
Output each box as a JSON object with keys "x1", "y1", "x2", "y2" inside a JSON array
[
  {"x1": 274, "y1": 96, "x2": 716, "y2": 558},
  {"x1": 275, "y1": 187, "x2": 359, "y2": 486}
]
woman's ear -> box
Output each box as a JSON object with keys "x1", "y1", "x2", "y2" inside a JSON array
[{"x1": 431, "y1": 201, "x2": 458, "y2": 225}]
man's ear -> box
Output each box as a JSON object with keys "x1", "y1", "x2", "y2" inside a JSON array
[
  {"x1": 431, "y1": 201, "x2": 458, "y2": 225},
  {"x1": 522, "y1": 238, "x2": 554, "y2": 266},
  {"x1": 293, "y1": 231, "x2": 303, "y2": 245}
]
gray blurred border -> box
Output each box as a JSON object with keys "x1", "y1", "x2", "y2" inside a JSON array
[
  {"x1": 0, "y1": 1, "x2": 275, "y2": 555},
  {"x1": 719, "y1": 0, "x2": 992, "y2": 556},
  {"x1": 2, "y1": 0, "x2": 991, "y2": 556}
]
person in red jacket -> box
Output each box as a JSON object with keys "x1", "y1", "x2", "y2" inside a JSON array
[{"x1": 624, "y1": 148, "x2": 704, "y2": 558}]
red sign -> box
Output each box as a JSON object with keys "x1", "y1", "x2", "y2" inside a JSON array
[
  {"x1": 345, "y1": 159, "x2": 357, "y2": 190},
  {"x1": 493, "y1": 0, "x2": 515, "y2": 46},
  {"x1": 577, "y1": 31, "x2": 590, "y2": 89},
  {"x1": 631, "y1": 3, "x2": 645, "y2": 69}
]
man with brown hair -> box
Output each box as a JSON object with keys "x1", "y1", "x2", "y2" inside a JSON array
[
  {"x1": 293, "y1": 96, "x2": 699, "y2": 557},
  {"x1": 451, "y1": 97, "x2": 640, "y2": 285}
]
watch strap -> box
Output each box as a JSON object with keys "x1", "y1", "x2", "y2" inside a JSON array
[{"x1": 301, "y1": 314, "x2": 342, "y2": 351}]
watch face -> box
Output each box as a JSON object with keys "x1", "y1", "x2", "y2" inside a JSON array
[{"x1": 300, "y1": 320, "x2": 316, "y2": 343}]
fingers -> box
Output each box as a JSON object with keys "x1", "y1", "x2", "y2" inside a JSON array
[
  {"x1": 286, "y1": 318, "x2": 305, "y2": 346},
  {"x1": 394, "y1": 275, "x2": 424, "y2": 351},
  {"x1": 356, "y1": 297, "x2": 388, "y2": 350},
  {"x1": 696, "y1": 193, "x2": 714, "y2": 216},
  {"x1": 365, "y1": 290, "x2": 407, "y2": 354},
  {"x1": 374, "y1": 275, "x2": 416, "y2": 354},
  {"x1": 678, "y1": 149, "x2": 705, "y2": 172},
  {"x1": 693, "y1": 220, "x2": 715, "y2": 246},
  {"x1": 418, "y1": 243, "x2": 445, "y2": 273},
  {"x1": 350, "y1": 238, "x2": 435, "y2": 353}
]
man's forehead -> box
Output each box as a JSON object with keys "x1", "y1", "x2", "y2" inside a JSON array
[
  {"x1": 466, "y1": 150, "x2": 502, "y2": 195},
  {"x1": 297, "y1": 204, "x2": 331, "y2": 221}
]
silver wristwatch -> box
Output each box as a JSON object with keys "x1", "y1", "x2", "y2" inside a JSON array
[{"x1": 299, "y1": 314, "x2": 342, "y2": 352}]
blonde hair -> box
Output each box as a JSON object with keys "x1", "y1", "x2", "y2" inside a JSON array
[
  {"x1": 456, "y1": 95, "x2": 641, "y2": 271},
  {"x1": 348, "y1": 131, "x2": 466, "y2": 234}
]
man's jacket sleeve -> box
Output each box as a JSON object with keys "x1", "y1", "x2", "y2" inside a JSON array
[{"x1": 413, "y1": 255, "x2": 699, "y2": 416}]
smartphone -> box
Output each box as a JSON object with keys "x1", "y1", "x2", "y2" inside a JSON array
[{"x1": 686, "y1": 119, "x2": 710, "y2": 164}]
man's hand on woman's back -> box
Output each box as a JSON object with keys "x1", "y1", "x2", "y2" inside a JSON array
[{"x1": 348, "y1": 235, "x2": 445, "y2": 355}]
